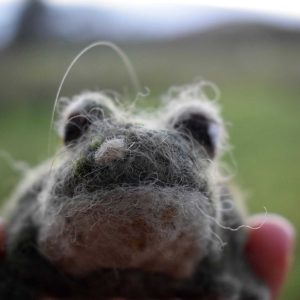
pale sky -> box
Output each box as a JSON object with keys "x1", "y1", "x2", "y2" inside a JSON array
[
  {"x1": 46, "y1": 0, "x2": 300, "y2": 19},
  {"x1": 0, "y1": 0, "x2": 300, "y2": 19},
  {"x1": 0, "y1": 0, "x2": 300, "y2": 48}
]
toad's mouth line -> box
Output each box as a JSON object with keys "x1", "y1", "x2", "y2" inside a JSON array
[
  {"x1": 39, "y1": 184, "x2": 212, "y2": 219},
  {"x1": 65, "y1": 173, "x2": 206, "y2": 197},
  {"x1": 39, "y1": 184, "x2": 213, "y2": 231}
]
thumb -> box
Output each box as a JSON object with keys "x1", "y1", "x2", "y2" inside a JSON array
[{"x1": 245, "y1": 214, "x2": 295, "y2": 300}]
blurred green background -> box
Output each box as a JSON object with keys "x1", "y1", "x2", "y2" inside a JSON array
[{"x1": 0, "y1": 1, "x2": 299, "y2": 299}]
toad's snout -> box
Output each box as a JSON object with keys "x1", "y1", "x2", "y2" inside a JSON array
[{"x1": 94, "y1": 138, "x2": 126, "y2": 165}]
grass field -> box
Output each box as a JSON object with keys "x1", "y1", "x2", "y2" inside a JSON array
[{"x1": 0, "y1": 42, "x2": 299, "y2": 299}]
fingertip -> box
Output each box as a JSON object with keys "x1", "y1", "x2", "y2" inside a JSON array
[
  {"x1": 246, "y1": 214, "x2": 295, "y2": 300},
  {"x1": 248, "y1": 214, "x2": 295, "y2": 243}
]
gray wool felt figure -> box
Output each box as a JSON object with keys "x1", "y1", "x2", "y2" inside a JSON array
[{"x1": 0, "y1": 83, "x2": 270, "y2": 299}]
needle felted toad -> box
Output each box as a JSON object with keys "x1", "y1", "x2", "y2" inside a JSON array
[{"x1": 0, "y1": 83, "x2": 270, "y2": 299}]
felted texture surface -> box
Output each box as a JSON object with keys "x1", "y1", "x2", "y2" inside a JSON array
[{"x1": 1, "y1": 85, "x2": 270, "y2": 299}]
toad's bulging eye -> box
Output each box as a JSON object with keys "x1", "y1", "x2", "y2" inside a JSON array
[
  {"x1": 60, "y1": 93, "x2": 118, "y2": 145},
  {"x1": 64, "y1": 113, "x2": 91, "y2": 145},
  {"x1": 165, "y1": 103, "x2": 225, "y2": 158},
  {"x1": 174, "y1": 113, "x2": 220, "y2": 157}
]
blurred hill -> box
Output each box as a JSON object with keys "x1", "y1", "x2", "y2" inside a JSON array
[
  {"x1": 2, "y1": 1, "x2": 300, "y2": 48},
  {"x1": 1, "y1": 19, "x2": 299, "y2": 106},
  {"x1": 171, "y1": 22, "x2": 300, "y2": 45},
  {"x1": 149, "y1": 22, "x2": 300, "y2": 87}
]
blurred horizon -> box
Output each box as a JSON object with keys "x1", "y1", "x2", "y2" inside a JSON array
[{"x1": 1, "y1": 0, "x2": 300, "y2": 49}]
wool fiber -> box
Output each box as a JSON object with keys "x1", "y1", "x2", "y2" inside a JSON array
[{"x1": 0, "y1": 82, "x2": 270, "y2": 300}]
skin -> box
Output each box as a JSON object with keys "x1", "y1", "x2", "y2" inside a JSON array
[
  {"x1": 245, "y1": 214, "x2": 295, "y2": 300},
  {"x1": 0, "y1": 214, "x2": 294, "y2": 300}
]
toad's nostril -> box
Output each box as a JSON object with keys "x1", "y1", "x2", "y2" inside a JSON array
[{"x1": 94, "y1": 138, "x2": 126, "y2": 165}]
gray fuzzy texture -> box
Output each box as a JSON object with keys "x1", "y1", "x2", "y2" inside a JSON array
[{"x1": 0, "y1": 83, "x2": 269, "y2": 300}]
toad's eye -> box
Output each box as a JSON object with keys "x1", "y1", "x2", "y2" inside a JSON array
[
  {"x1": 59, "y1": 93, "x2": 117, "y2": 145},
  {"x1": 165, "y1": 102, "x2": 225, "y2": 158},
  {"x1": 64, "y1": 113, "x2": 91, "y2": 145}
]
